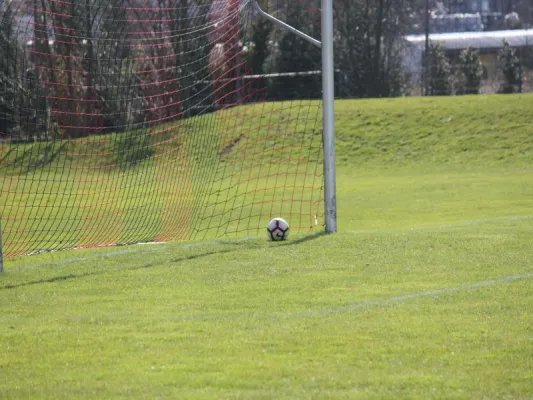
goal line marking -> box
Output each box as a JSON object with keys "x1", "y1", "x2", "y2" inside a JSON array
[
  {"x1": 347, "y1": 215, "x2": 532, "y2": 235},
  {"x1": 8, "y1": 215, "x2": 531, "y2": 271},
  {"x1": 6, "y1": 236, "x2": 257, "y2": 272},
  {"x1": 290, "y1": 272, "x2": 533, "y2": 318}
]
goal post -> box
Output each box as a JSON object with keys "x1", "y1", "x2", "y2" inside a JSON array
[
  {"x1": 252, "y1": 0, "x2": 337, "y2": 233},
  {"x1": 321, "y1": 0, "x2": 337, "y2": 233}
]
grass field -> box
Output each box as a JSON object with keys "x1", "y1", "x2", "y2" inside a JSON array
[{"x1": 1, "y1": 95, "x2": 533, "y2": 399}]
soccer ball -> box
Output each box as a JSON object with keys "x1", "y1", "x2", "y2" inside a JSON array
[{"x1": 267, "y1": 217, "x2": 290, "y2": 241}]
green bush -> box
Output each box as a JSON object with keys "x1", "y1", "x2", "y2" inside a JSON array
[
  {"x1": 456, "y1": 46, "x2": 483, "y2": 95},
  {"x1": 498, "y1": 40, "x2": 522, "y2": 94},
  {"x1": 425, "y1": 41, "x2": 452, "y2": 96}
]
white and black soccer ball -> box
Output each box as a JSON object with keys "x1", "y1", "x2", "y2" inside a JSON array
[{"x1": 267, "y1": 217, "x2": 290, "y2": 241}]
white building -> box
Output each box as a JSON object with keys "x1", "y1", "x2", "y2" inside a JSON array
[{"x1": 403, "y1": 29, "x2": 533, "y2": 81}]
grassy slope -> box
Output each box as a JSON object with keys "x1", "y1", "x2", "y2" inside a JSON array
[
  {"x1": 3, "y1": 94, "x2": 532, "y2": 172},
  {"x1": 334, "y1": 95, "x2": 533, "y2": 167},
  {"x1": 1, "y1": 94, "x2": 533, "y2": 399}
]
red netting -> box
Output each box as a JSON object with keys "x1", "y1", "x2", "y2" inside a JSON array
[{"x1": 0, "y1": 0, "x2": 324, "y2": 259}]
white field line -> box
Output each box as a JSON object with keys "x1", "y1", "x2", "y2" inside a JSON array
[
  {"x1": 7, "y1": 236, "x2": 259, "y2": 272},
  {"x1": 289, "y1": 272, "x2": 533, "y2": 319},
  {"x1": 347, "y1": 215, "x2": 533, "y2": 235}
]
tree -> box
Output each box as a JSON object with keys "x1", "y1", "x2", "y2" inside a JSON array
[
  {"x1": 93, "y1": 0, "x2": 146, "y2": 131},
  {"x1": 0, "y1": 1, "x2": 19, "y2": 137},
  {"x1": 263, "y1": 0, "x2": 322, "y2": 100},
  {"x1": 0, "y1": 0, "x2": 49, "y2": 141},
  {"x1": 167, "y1": 0, "x2": 210, "y2": 117},
  {"x1": 456, "y1": 46, "x2": 483, "y2": 95},
  {"x1": 244, "y1": 12, "x2": 272, "y2": 76},
  {"x1": 208, "y1": 0, "x2": 245, "y2": 106},
  {"x1": 30, "y1": 0, "x2": 61, "y2": 139},
  {"x1": 425, "y1": 41, "x2": 452, "y2": 96},
  {"x1": 498, "y1": 39, "x2": 522, "y2": 94},
  {"x1": 47, "y1": 0, "x2": 85, "y2": 137},
  {"x1": 333, "y1": 0, "x2": 417, "y2": 98}
]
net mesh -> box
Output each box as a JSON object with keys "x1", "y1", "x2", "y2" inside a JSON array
[{"x1": 0, "y1": 0, "x2": 324, "y2": 258}]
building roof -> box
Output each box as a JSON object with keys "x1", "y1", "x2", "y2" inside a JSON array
[{"x1": 405, "y1": 29, "x2": 533, "y2": 50}]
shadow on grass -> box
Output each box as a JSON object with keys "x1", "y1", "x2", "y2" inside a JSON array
[
  {"x1": 281, "y1": 231, "x2": 329, "y2": 247},
  {"x1": 1, "y1": 232, "x2": 329, "y2": 290},
  {"x1": 0, "y1": 249, "x2": 234, "y2": 290}
]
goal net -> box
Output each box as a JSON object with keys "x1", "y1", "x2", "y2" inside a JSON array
[{"x1": 0, "y1": 0, "x2": 325, "y2": 258}]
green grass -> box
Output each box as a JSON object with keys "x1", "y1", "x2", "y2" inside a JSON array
[
  {"x1": 334, "y1": 95, "x2": 533, "y2": 166},
  {"x1": 1, "y1": 94, "x2": 533, "y2": 398}
]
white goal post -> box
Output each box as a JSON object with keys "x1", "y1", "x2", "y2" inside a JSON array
[{"x1": 252, "y1": 0, "x2": 337, "y2": 234}]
